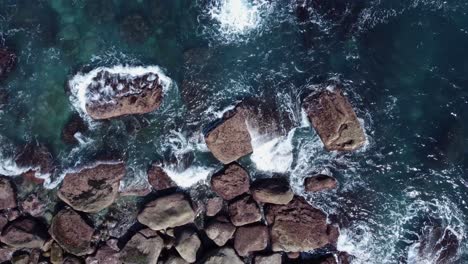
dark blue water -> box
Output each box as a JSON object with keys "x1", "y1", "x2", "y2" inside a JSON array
[{"x1": 0, "y1": 0, "x2": 467, "y2": 263}]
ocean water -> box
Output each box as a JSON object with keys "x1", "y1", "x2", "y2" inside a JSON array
[{"x1": 0, "y1": 0, "x2": 467, "y2": 263}]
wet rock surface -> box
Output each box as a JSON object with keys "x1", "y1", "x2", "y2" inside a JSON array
[
  {"x1": 58, "y1": 162, "x2": 126, "y2": 213},
  {"x1": 415, "y1": 226, "x2": 460, "y2": 264},
  {"x1": 85, "y1": 70, "x2": 164, "y2": 119},
  {"x1": 0, "y1": 48, "x2": 16, "y2": 79},
  {"x1": 0, "y1": 177, "x2": 17, "y2": 210},
  {"x1": 304, "y1": 174, "x2": 338, "y2": 192},
  {"x1": 251, "y1": 177, "x2": 293, "y2": 205},
  {"x1": 15, "y1": 143, "x2": 55, "y2": 176},
  {"x1": 211, "y1": 163, "x2": 250, "y2": 201},
  {"x1": 147, "y1": 164, "x2": 177, "y2": 191},
  {"x1": 303, "y1": 87, "x2": 365, "y2": 151}
]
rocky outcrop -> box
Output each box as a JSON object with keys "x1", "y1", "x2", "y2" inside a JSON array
[
  {"x1": 251, "y1": 178, "x2": 293, "y2": 205},
  {"x1": 303, "y1": 87, "x2": 365, "y2": 151},
  {"x1": 138, "y1": 193, "x2": 195, "y2": 230},
  {"x1": 205, "y1": 217, "x2": 236, "y2": 247},
  {"x1": 203, "y1": 247, "x2": 244, "y2": 264},
  {"x1": 0, "y1": 177, "x2": 16, "y2": 210},
  {"x1": 0, "y1": 218, "x2": 47, "y2": 248},
  {"x1": 229, "y1": 195, "x2": 262, "y2": 226},
  {"x1": 58, "y1": 162, "x2": 126, "y2": 213},
  {"x1": 85, "y1": 70, "x2": 164, "y2": 120},
  {"x1": 414, "y1": 226, "x2": 460, "y2": 264},
  {"x1": 234, "y1": 225, "x2": 269, "y2": 257},
  {"x1": 147, "y1": 164, "x2": 177, "y2": 191},
  {"x1": 255, "y1": 253, "x2": 282, "y2": 264},
  {"x1": 15, "y1": 143, "x2": 55, "y2": 176},
  {"x1": 175, "y1": 230, "x2": 201, "y2": 263},
  {"x1": 49, "y1": 209, "x2": 94, "y2": 256},
  {"x1": 211, "y1": 163, "x2": 250, "y2": 200},
  {"x1": 266, "y1": 196, "x2": 338, "y2": 252},
  {"x1": 61, "y1": 114, "x2": 88, "y2": 145},
  {"x1": 120, "y1": 229, "x2": 164, "y2": 264},
  {"x1": 304, "y1": 174, "x2": 338, "y2": 192},
  {"x1": 206, "y1": 197, "x2": 223, "y2": 217},
  {"x1": 0, "y1": 48, "x2": 16, "y2": 79}
]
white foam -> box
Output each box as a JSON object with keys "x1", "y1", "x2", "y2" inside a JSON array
[
  {"x1": 163, "y1": 165, "x2": 214, "y2": 188},
  {"x1": 0, "y1": 156, "x2": 30, "y2": 176}
]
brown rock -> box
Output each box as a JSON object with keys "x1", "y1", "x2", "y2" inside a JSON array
[
  {"x1": 20, "y1": 194, "x2": 45, "y2": 217},
  {"x1": 85, "y1": 70, "x2": 164, "y2": 120},
  {"x1": 0, "y1": 177, "x2": 16, "y2": 210},
  {"x1": 15, "y1": 143, "x2": 55, "y2": 175},
  {"x1": 62, "y1": 114, "x2": 88, "y2": 145},
  {"x1": 304, "y1": 174, "x2": 338, "y2": 192},
  {"x1": 266, "y1": 196, "x2": 337, "y2": 252},
  {"x1": 147, "y1": 164, "x2": 176, "y2": 191},
  {"x1": 229, "y1": 195, "x2": 262, "y2": 226},
  {"x1": 0, "y1": 48, "x2": 16, "y2": 79},
  {"x1": 206, "y1": 197, "x2": 223, "y2": 217},
  {"x1": 205, "y1": 218, "x2": 236, "y2": 247},
  {"x1": 303, "y1": 88, "x2": 365, "y2": 151},
  {"x1": 251, "y1": 178, "x2": 293, "y2": 205},
  {"x1": 0, "y1": 218, "x2": 47, "y2": 248},
  {"x1": 175, "y1": 230, "x2": 201, "y2": 263},
  {"x1": 255, "y1": 253, "x2": 282, "y2": 264},
  {"x1": 58, "y1": 162, "x2": 126, "y2": 213},
  {"x1": 86, "y1": 244, "x2": 120, "y2": 264},
  {"x1": 203, "y1": 247, "x2": 243, "y2": 264},
  {"x1": 49, "y1": 209, "x2": 94, "y2": 256},
  {"x1": 234, "y1": 225, "x2": 269, "y2": 257},
  {"x1": 138, "y1": 193, "x2": 195, "y2": 230},
  {"x1": 120, "y1": 230, "x2": 164, "y2": 264},
  {"x1": 211, "y1": 163, "x2": 250, "y2": 201}
]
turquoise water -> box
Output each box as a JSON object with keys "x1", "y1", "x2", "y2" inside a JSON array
[{"x1": 1, "y1": 0, "x2": 467, "y2": 263}]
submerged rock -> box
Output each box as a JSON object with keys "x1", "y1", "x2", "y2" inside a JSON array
[
  {"x1": 228, "y1": 195, "x2": 262, "y2": 226},
  {"x1": 85, "y1": 70, "x2": 164, "y2": 119},
  {"x1": 120, "y1": 229, "x2": 164, "y2": 264},
  {"x1": 414, "y1": 226, "x2": 460, "y2": 264},
  {"x1": 147, "y1": 164, "x2": 177, "y2": 191},
  {"x1": 251, "y1": 177, "x2": 293, "y2": 205},
  {"x1": 203, "y1": 247, "x2": 243, "y2": 264},
  {"x1": 119, "y1": 14, "x2": 151, "y2": 43},
  {"x1": 58, "y1": 162, "x2": 126, "y2": 213},
  {"x1": 304, "y1": 174, "x2": 338, "y2": 192},
  {"x1": 0, "y1": 217, "x2": 47, "y2": 248},
  {"x1": 61, "y1": 113, "x2": 88, "y2": 145},
  {"x1": 0, "y1": 177, "x2": 17, "y2": 210},
  {"x1": 138, "y1": 193, "x2": 195, "y2": 231},
  {"x1": 15, "y1": 143, "x2": 55, "y2": 176},
  {"x1": 205, "y1": 217, "x2": 236, "y2": 247},
  {"x1": 49, "y1": 209, "x2": 94, "y2": 256},
  {"x1": 234, "y1": 225, "x2": 269, "y2": 257},
  {"x1": 266, "y1": 196, "x2": 338, "y2": 252},
  {"x1": 0, "y1": 48, "x2": 16, "y2": 79},
  {"x1": 303, "y1": 87, "x2": 365, "y2": 151},
  {"x1": 211, "y1": 163, "x2": 250, "y2": 201}
]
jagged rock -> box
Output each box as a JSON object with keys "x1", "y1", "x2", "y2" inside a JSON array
[
  {"x1": 0, "y1": 48, "x2": 16, "y2": 79},
  {"x1": 86, "y1": 244, "x2": 120, "y2": 264},
  {"x1": 206, "y1": 197, "x2": 223, "y2": 217},
  {"x1": 58, "y1": 162, "x2": 126, "y2": 213},
  {"x1": 303, "y1": 87, "x2": 365, "y2": 151},
  {"x1": 62, "y1": 114, "x2": 88, "y2": 145},
  {"x1": 266, "y1": 196, "x2": 338, "y2": 252},
  {"x1": 138, "y1": 193, "x2": 195, "y2": 230},
  {"x1": 203, "y1": 247, "x2": 243, "y2": 264},
  {"x1": 147, "y1": 164, "x2": 177, "y2": 191},
  {"x1": 50, "y1": 242, "x2": 63, "y2": 264},
  {"x1": 15, "y1": 143, "x2": 55, "y2": 176},
  {"x1": 49, "y1": 209, "x2": 94, "y2": 256},
  {"x1": 414, "y1": 226, "x2": 460, "y2": 264},
  {"x1": 166, "y1": 256, "x2": 189, "y2": 264},
  {"x1": 211, "y1": 163, "x2": 250, "y2": 200},
  {"x1": 120, "y1": 229, "x2": 164, "y2": 264},
  {"x1": 205, "y1": 217, "x2": 236, "y2": 246},
  {"x1": 0, "y1": 177, "x2": 16, "y2": 210},
  {"x1": 251, "y1": 178, "x2": 293, "y2": 205},
  {"x1": 304, "y1": 175, "x2": 338, "y2": 192},
  {"x1": 229, "y1": 195, "x2": 262, "y2": 226},
  {"x1": 175, "y1": 230, "x2": 201, "y2": 263},
  {"x1": 85, "y1": 70, "x2": 164, "y2": 119},
  {"x1": 0, "y1": 218, "x2": 47, "y2": 248},
  {"x1": 234, "y1": 225, "x2": 269, "y2": 257},
  {"x1": 255, "y1": 253, "x2": 282, "y2": 264}
]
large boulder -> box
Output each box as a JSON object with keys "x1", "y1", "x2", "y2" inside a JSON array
[
  {"x1": 228, "y1": 195, "x2": 262, "y2": 226},
  {"x1": 266, "y1": 196, "x2": 338, "y2": 252},
  {"x1": 234, "y1": 225, "x2": 269, "y2": 257},
  {"x1": 0, "y1": 48, "x2": 16, "y2": 79},
  {"x1": 85, "y1": 70, "x2": 164, "y2": 120},
  {"x1": 251, "y1": 178, "x2": 293, "y2": 205},
  {"x1": 175, "y1": 230, "x2": 201, "y2": 263},
  {"x1": 120, "y1": 229, "x2": 164, "y2": 264},
  {"x1": 203, "y1": 247, "x2": 244, "y2": 264},
  {"x1": 147, "y1": 164, "x2": 177, "y2": 191},
  {"x1": 211, "y1": 163, "x2": 250, "y2": 200},
  {"x1": 303, "y1": 87, "x2": 365, "y2": 151},
  {"x1": 304, "y1": 174, "x2": 338, "y2": 192},
  {"x1": 49, "y1": 209, "x2": 94, "y2": 256},
  {"x1": 58, "y1": 162, "x2": 126, "y2": 213},
  {"x1": 0, "y1": 177, "x2": 16, "y2": 210},
  {"x1": 205, "y1": 217, "x2": 236, "y2": 247},
  {"x1": 0, "y1": 218, "x2": 47, "y2": 248},
  {"x1": 138, "y1": 193, "x2": 195, "y2": 230}
]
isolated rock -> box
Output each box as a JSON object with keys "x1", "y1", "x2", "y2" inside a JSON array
[
  {"x1": 303, "y1": 87, "x2": 365, "y2": 151},
  {"x1": 304, "y1": 174, "x2": 338, "y2": 192},
  {"x1": 211, "y1": 163, "x2": 250, "y2": 200},
  {"x1": 206, "y1": 197, "x2": 223, "y2": 217},
  {"x1": 175, "y1": 230, "x2": 201, "y2": 263},
  {"x1": 251, "y1": 178, "x2": 293, "y2": 205},
  {"x1": 0, "y1": 218, "x2": 47, "y2": 248},
  {"x1": 62, "y1": 114, "x2": 88, "y2": 145},
  {"x1": 229, "y1": 196, "x2": 262, "y2": 226},
  {"x1": 147, "y1": 164, "x2": 176, "y2": 191},
  {"x1": 266, "y1": 196, "x2": 337, "y2": 252},
  {"x1": 120, "y1": 230, "x2": 164, "y2": 264},
  {"x1": 255, "y1": 253, "x2": 282, "y2": 264},
  {"x1": 0, "y1": 177, "x2": 16, "y2": 210},
  {"x1": 205, "y1": 217, "x2": 236, "y2": 247},
  {"x1": 58, "y1": 162, "x2": 126, "y2": 213},
  {"x1": 234, "y1": 225, "x2": 269, "y2": 257},
  {"x1": 0, "y1": 48, "x2": 16, "y2": 79},
  {"x1": 203, "y1": 247, "x2": 243, "y2": 264},
  {"x1": 138, "y1": 193, "x2": 195, "y2": 230},
  {"x1": 49, "y1": 209, "x2": 94, "y2": 256},
  {"x1": 85, "y1": 70, "x2": 164, "y2": 119}
]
